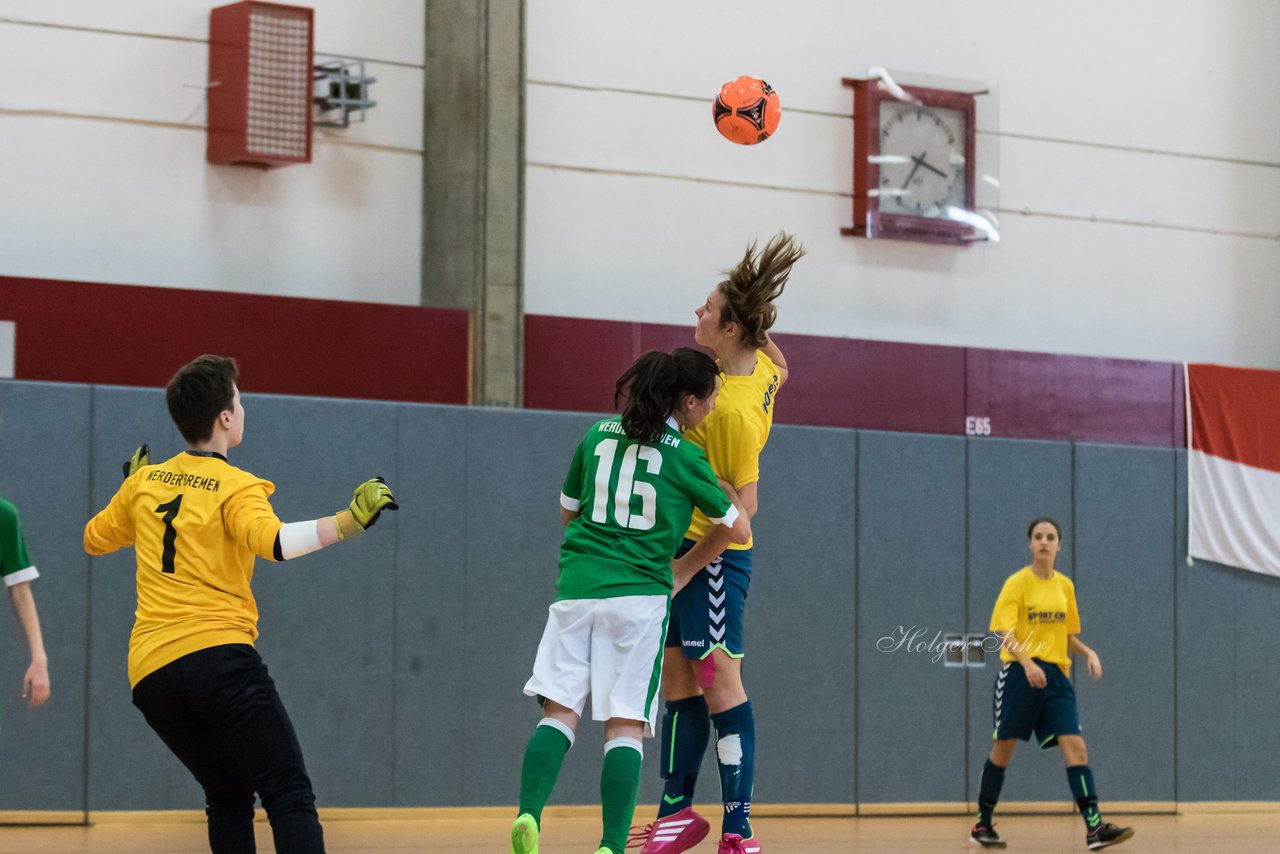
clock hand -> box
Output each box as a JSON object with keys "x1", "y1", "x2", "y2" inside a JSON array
[
  {"x1": 914, "y1": 154, "x2": 948, "y2": 179},
  {"x1": 900, "y1": 153, "x2": 925, "y2": 190}
]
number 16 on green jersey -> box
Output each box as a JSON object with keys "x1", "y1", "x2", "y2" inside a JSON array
[{"x1": 556, "y1": 417, "x2": 737, "y2": 601}]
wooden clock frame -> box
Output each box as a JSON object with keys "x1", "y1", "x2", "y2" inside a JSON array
[{"x1": 842, "y1": 78, "x2": 979, "y2": 245}]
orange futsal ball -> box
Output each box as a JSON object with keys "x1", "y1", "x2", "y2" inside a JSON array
[{"x1": 713, "y1": 76, "x2": 781, "y2": 145}]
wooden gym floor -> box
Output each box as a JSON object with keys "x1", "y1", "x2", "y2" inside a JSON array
[{"x1": 1, "y1": 812, "x2": 1278, "y2": 853}]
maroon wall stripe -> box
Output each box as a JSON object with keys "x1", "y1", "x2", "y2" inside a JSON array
[
  {"x1": 525, "y1": 314, "x2": 1183, "y2": 447},
  {"x1": 1172, "y1": 365, "x2": 1187, "y2": 449},
  {"x1": 775, "y1": 335, "x2": 966, "y2": 434},
  {"x1": 965, "y1": 349, "x2": 1179, "y2": 446},
  {"x1": 0, "y1": 284, "x2": 1184, "y2": 446},
  {"x1": 0, "y1": 277, "x2": 469, "y2": 404},
  {"x1": 523, "y1": 314, "x2": 636, "y2": 414}
]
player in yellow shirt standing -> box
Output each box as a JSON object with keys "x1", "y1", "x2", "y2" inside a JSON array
[
  {"x1": 84, "y1": 355, "x2": 397, "y2": 854},
  {"x1": 970, "y1": 518, "x2": 1134, "y2": 851},
  {"x1": 634, "y1": 233, "x2": 804, "y2": 854}
]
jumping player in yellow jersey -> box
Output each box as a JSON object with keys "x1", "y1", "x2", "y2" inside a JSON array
[
  {"x1": 634, "y1": 233, "x2": 804, "y2": 854},
  {"x1": 83, "y1": 355, "x2": 397, "y2": 854},
  {"x1": 970, "y1": 518, "x2": 1134, "y2": 851}
]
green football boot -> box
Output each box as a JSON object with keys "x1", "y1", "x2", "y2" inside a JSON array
[{"x1": 511, "y1": 813, "x2": 539, "y2": 854}]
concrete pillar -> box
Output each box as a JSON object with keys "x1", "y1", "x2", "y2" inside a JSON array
[{"x1": 423, "y1": 0, "x2": 524, "y2": 406}]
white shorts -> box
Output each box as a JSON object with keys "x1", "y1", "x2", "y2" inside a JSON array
[{"x1": 523, "y1": 595, "x2": 670, "y2": 737}]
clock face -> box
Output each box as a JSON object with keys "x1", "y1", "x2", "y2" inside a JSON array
[{"x1": 876, "y1": 102, "x2": 968, "y2": 217}]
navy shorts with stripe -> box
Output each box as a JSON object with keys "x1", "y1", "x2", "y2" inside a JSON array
[
  {"x1": 993, "y1": 658, "x2": 1082, "y2": 748},
  {"x1": 665, "y1": 539, "x2": 751, "y2": 659}
]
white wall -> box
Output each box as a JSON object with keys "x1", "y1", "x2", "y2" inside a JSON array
[
  {"x1": 525, "y1": 0, "x2": 1280, "y2": 367},
  {"x1": 2, "y1": 1, "x2": 1276, "y2": 366},
  {"x1": 0, "y1": 0, "x2": 424, "y2": 305}
]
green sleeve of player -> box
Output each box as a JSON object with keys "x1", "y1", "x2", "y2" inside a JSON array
[
  {"x1": 0, "y1": 499, "x2": 34, "y2": 577},
  {"x1": 560, "y1": 436, "x2": 588, "y2": 510},
  {"x1": 684, "y1": 447, "x2": 733, "y2": 522}
]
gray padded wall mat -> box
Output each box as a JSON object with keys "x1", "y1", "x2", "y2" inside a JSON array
[
  {"x1": 457, "y1": 408, "x2": 600, "y2": 806},
  {"x1": 1, "y1": 378, "x2": 1273, "y2": 810},
  {"x1": 392, "y1": 404, "x2": 471, "y2": 805},
  {"x1": 244, "y1": 394, "x2": 401, "y2": 808},
  {"x1": 855, "y1": 431, "x2": 968, "y2": 803},
  {"x1": 1173, "y1": 449, "x2": 1237, "y2": 801},
  {"x1": 0, "y1": 382, "x2": 91, "y2": 811},
  {"x1": 965, "y1": 438, "x2": 1074, "y2": 804},
  {"x1": 1173, "y1": 443, "x2": 1280, "y2": 801},
  {"x1": 1073, "y1": 444, "x2": 1176, "y2": 801},
  {"x1": 1231, "y1": 566, "x2": 1280, "y2": 799},
  {"x1": 740, "y1": 424, "x2": 857, "y2": 803}
]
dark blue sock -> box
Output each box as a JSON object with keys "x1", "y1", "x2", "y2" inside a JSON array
[
  {"x1": 976, "y1": 759, "x2": 1006, "y2": 827},
  {"x1": 710, "y1": 701, "x2": 755, "y2": 838},
  {"x1": 1067, "y1": 764, "x2": 1103, "y2": 833},
  {"x1": 658, "y1": 696, "x2": 710, "y2": 818}
]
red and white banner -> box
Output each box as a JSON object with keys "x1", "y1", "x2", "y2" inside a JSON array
[{"x1": 1187, "y1": 363, "x2": 1280, "y2": 577}]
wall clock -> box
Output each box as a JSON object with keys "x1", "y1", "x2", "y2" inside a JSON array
[{"x1": 843, "y1": 77, "x2": 980, "y2": 245}]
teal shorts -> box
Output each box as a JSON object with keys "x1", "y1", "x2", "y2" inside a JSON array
[
  {"x1": 993, "y1": 658, "x2": 1082, "y2": 748},
  {"x1": 665, "y1": 539, "x2": 752, "y2": 660}
]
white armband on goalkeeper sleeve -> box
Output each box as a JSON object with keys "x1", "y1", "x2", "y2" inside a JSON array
[{"x1": 277, "y1": 520, "x2": 324, "y2": 560}]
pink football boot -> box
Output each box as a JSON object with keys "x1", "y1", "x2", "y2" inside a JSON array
[
  {"x1": 716, "y1": 832, "x2": 763, "y2": 854},
  {"x1": 627, "y1": 807, "x2": 710, "y2": 852}
]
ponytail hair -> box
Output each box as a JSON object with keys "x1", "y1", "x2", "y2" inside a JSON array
[
  {"x1": 614, "y1": 348, "x2": 720, "y2": 442},
  {"x1": 718, "y1": 231, "x2": 805, "y2": 349}
]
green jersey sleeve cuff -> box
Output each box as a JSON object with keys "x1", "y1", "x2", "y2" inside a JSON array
[
  {"x1": 3, "y1": 566, "x2": 39, "y2": 587},
  {"x1": 710, "y1": 504, "x2": 740, "y2": 528},
  {"x1": 560, "y1": 493, "x2": 581, "y2": 512}
]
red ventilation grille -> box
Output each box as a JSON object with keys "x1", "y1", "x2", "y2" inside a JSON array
[{"x1": 207, "y1": 1, "x2": 314, "y2": 167}]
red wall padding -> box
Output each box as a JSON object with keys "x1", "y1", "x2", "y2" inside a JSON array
[
  {"x1": 525, "y1": 314, "x2": 1184, "y2": 447},
  {"x1": 0, "y1": 277, "x2": 469, "y2": 404}
]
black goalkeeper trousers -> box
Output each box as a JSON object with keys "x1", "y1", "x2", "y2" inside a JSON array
[{"x1": 132, "y1": 643, "x2": 325, "y2": 854}]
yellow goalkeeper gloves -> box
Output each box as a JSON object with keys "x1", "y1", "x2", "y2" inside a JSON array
[
  {"x1": 335, "y1": 477, "x2": 399, "y2": 539},
  {"x1": 122, "y1": 444, "x2": 150, "y2": 480}
]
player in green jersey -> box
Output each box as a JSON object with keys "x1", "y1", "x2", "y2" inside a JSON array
[
  {"x1": 2, "y1": 496, "x2": 51, "y2": 721},
  {"x1": 511, "y1": 348, "x2": 751, "y2": 854}
]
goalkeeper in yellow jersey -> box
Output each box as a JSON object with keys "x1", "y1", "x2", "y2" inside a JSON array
[{"x1": 84, "y1": 354, "x2": 397, "y2": 854}]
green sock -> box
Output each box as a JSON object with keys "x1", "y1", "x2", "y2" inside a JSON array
[
  {"x1": 599, "y1": 737, "x2": 643, "y2": 854},
  {"x1": 518, "y1": 720, "x2": 573, "y2": 826}
]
